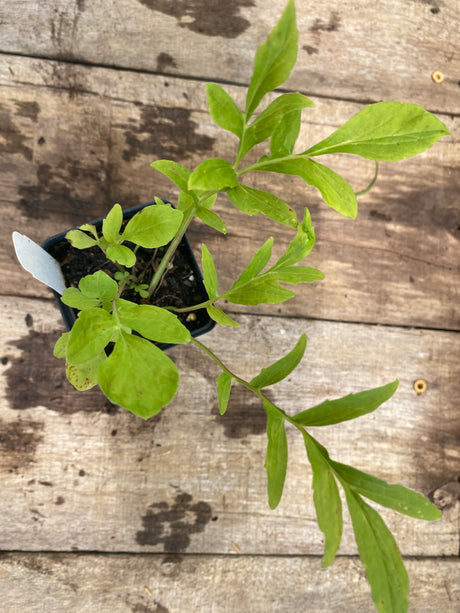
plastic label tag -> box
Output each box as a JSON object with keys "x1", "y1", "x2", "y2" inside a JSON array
[{"x1": 12, "y1": 232, "x2": 67, "y2": 295}]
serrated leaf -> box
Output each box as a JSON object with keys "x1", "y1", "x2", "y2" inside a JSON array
[
  {"x1": 201, "y1": 244, "x2": 219, "y2": 300},
  {"x1": 304, "y1": 102, "x2": 449, "y2": 161},
  {"x1": 196, "y1": 206, "x2": 227, "y2": 234},
  {"x1": 65, "y1": 229, "x2": 98, "y2": 249},
  {"x1": 115, "y1": 299, "x2": 190, "y2": 344},
  {"x1": 264, "y1": 399, "x2": 287, "y2": 509},
  {"x1": 122, "y1": 204, "x2": 183, "y2": 248},
  {"x1": 271, "y1": 109, "x2": 302, "y2": 157},
  {"x1": 79, "y1": 271, "x2": 118, "y2": 302},
  {"x1": 257, "y1": 157, "x2": 357, "y2": 218},
  {"x1": 97, "y1": 331, "x2": 179, "y2": 419},
  {"x1": 66, "y1": 351, "x2": 106, "y2": 391},
  {"x1": 61, "y1": 287, "x2": 101, "y2": 310},
  {"x1": 53, "y1": 332, "x2": 70, "y2": 358},
  {"x1": 303, "y1": 432, "x2": 342, "y2": 567},
  {"x1": 106, "y1": 244, "x2": 136, "y2": 267},
  {"x1": 250, "y1": 333, "x2": 306, "y2": 389},
  {"x1": 102, "y1": 203, "x2": 123, "y2": 243},
  {"x1": 66, "y1": 308, "x2": 117, "y2": 365},
  {"x1": 245, "y1": 0, "x2": 297, "y2": 118},
  {"x1": 231, "y1": 238, "x2": 273, "y2": 289},
  {"x1": 151, "y1": 160, "x2": 191, "y2": 192},
  {"x1": 207, "y1": 305, "x2": 239, "y2": 327},
  {"x1": 216, "y1": 371, "x2": 232, "y2": 415},
  {"x1": 188, "y1": 158, "x2": 239, "y2": 192},
  {"x1": 227, "y1": 184, "x2": 298, "y2": 227},
  {"x1": 206, "y1": 83, "x2": 244, "y2": 138},
  {"x1": 344, "y1": 487, "x2": 409, "y2": 613},
  {"x1": 241, "y1": 93, "x2": 313, "y2": 158},
  {"x1": 331, "y1": 462, "x2": 442, "y2": 521},
  {"x1": 293, "y1": 380, "x2": 399, "y2": 427}
]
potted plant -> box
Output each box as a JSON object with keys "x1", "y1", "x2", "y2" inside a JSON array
[{"x1": 14, "y1": 2, "x2": 449, "y2": 611}]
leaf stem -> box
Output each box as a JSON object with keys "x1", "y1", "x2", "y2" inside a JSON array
[{"x1": 355, "y1": 161, "x2": 379, "y2": 196}]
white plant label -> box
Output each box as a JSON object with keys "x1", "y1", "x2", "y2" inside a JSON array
[{"x1": 12, "y1": 232, "x2": 67, "y2": 295}]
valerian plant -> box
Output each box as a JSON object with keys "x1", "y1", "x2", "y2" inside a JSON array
[{"x1": 51, "y1": 2, "x2": 448, "y2": 611}]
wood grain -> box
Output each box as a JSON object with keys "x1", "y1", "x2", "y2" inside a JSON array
[
  {"x1": 1, "y1": 55, "x2": 458, "y2": 330},
  {"x1": 0, "y1": 553, "x2": 459, "y2": 613},
  {"x1": 1, "y1": 296, "x2": 458, "y2": 555},
  {"x1": 0, "y1": 0, "x2": 458, "y2": 113}
]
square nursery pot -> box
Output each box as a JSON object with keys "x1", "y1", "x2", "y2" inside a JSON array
[{"x1": 42, "y1": 201, "x2": 215, "y2": 350}]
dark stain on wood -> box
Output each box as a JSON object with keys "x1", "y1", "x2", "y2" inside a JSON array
[
  {"x1": 14, "y1": 101, "x2": 40, "y2": 122},
  {"x1": 131, "y1": 602, "x2": 170, "y2": 613},
  {"x1": 303, "y1": 45, "x2": 319, "y2": 55},
  {"x1": 156, "y1": 53, "x2": 177, "y2": 73},
  {"x1": 0, "y1": 107, "x2": 33, "y2": 162},
  {"x1": 211, "y1": 386, "x2": 267, "y2": 438},
  {"x1": 5, "y1": 329, "x2": 109, "y2": 414},
  {"x1": 310, "y1": 12, "x2": 341, "y2": 32},
  {"x1": 55, "y1": 496, "x2": 65, "y2": 505},
  {"x1": 123, "y1": 105, "x2": 215, "y2": 162},
  {"x1": 137, "y1": 0, "x2": 254, "y2": 38},
  {"x1": 136, "y1": 491, "x2": 212, "y2": 551},
  {"x1": 0, "y1": 418, "x2": 44, "y2": 471}
]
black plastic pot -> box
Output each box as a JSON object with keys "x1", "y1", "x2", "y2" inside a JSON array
[{"x1": 42, "y1": 201, "x2": 215, "y2": 349}]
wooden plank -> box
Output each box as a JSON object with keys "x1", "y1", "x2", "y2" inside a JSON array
[
  {"x1": 0, "y1": 553, "x2": 458, "y2": 613},
  {"x1": 1, "y1": 56, "x2": 458, "y2": 330},
  {"x1": 0, "y1": 0, "x2": 458, "y2": 113},
  {"x1": 1, "y1": 296, "x2": 458, "y2": 555}
]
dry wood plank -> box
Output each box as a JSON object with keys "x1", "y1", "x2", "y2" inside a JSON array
[
  {"x1": 0, "y1": 296, "x2": 458, "y2": 555},
  {"x1": 0, "y1": 553, "x2": 459, "y2": 613},
  {"x1": 1, "y1": 56, "x2": 458, "y2": 330},
  {"x1": 0, "y1": 0, "x2": 458, "y2": 113}
]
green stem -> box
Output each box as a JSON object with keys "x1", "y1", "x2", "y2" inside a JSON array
[
  {"x1": 148, "y1": 207, "x2": 196, "y2": 297},
  {"x1": 355, "y1": 161, "x2": 379, "y2": 196}
]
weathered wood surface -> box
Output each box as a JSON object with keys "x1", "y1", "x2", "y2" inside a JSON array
[
  {"x1": 0, "y1": 0, "x2": 458, "y2": 114},
  {"x1": 0, "y1": 1, "x2": 459, "y2": 610},
  {"x1": 1, "y1": 55, "x2": 458, "y2": 329},
  {"x1": 1, "y1": 297, "x2": 458, "y2": 556},
  {"x1": 0, "y1": 554, "x2": 459, "y2": 613}
]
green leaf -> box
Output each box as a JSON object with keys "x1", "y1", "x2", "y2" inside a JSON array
[
  {"x1": 269, "y1": 207, "x2": 316, "y2": 269},
  {"x1": 201, "y1": 244, "x2": 219, "y2": 300},
  {"x1": 102, "y1": 203, "x2": 123, "y2": 243},
  {"x1": 207, "y1": 305, "x2": 239, "y2": 327},
  {"x1": 66, "y1": 308, "x2": 117, "y2": 365},
  {"x1": 226, "y1": 277, "x2": 295, "y2": 306},
  {"x1": 304, "y1": 102, "x2": 450, "y2": 161},
  {"x1": 250, "y1": 333, "x2": 307, "y2": 389},
  {"x1": 264, "y1": 399, "x2": 288, "y2": 509},
  {"x1": 231, "y1": 238, "x2": 273, "y2": 289},
  {"x1": 271, "y1": 109, "x2": 302, "y2": 157},
  {"x1": 216, "y1": 371, "x2": 232, "y2": 415},
  {"x1": 245, "y1": 0, "x2": 297, "y2": 118},
  {"x1": 66, "y1": 352, "x2": 106, "y2": 391},
  {"x1": 266, "y1": 265, "x2": 324, "y2": 284},
  {"x1": 53, "y1": 332, "x2": 70, "y2": 358},
  {"x1": 61, "y1": 287, "x2": 101, "y2": 310},
  {"x1": 151, "y1": 160, "x2": 191, "y2": 192},
  {"x1": 196, "y1": 206, "x2": 227, "y2": 234},
  {"x1": 188, "y1": 158, "x2": 239, "y2": 192},
  {"x1": 332, "y1": 462, "x2": 442, "y2": 521},
  {"x1": 241, "y1": 93, "x2": 313, "y2": 158},
  {"x1": 206, "y1": 83, "x2": 244, "y2": 138},
  {"x1": 65, "y1": 229, "x2": 98, "y2": 249},
  {"x1": 257, "y1": 157, "x2": 357, "y2": 218},
  {"x1": 303, "y1": 433, "x2": 342, "y2": 567},
  {"x1": 79, "y1": 271, "x2": 118, "y2": 302},
  {"x1": 177, "y1": 191, "x2": 195, "y2": 215},
  {"x1": 79, "y1": 224, "x2": 98, "y2": 239},
  {"x1": 122, "y1": 204, "x2": 183, "y2": 248},
  {"x1": 227, "y1": 184, "x2": 298, "y2": 227},
  {"x1": 115, "y1": 299, "x2": 191, "y2": 344},
  {"x1": 293, "y1": 380, "x2": 399, "y2": 427},
  {"x1": 97, "y1": 331, "x2": 179, "y2": 419},
  {"x1": 106, "y1": 244, "x2": 136, "y2": 267},
  {"x1": 344, "y1": 487, "x2": 409, "y2": 613}
]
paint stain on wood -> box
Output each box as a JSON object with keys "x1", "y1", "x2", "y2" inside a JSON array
[
  {"x1": 136, "y1": 491, "x2": 212, "y2": 552},
  {"x1": 5, "y1": 329, "x2": 110, "y2": 414},
  {"x1": 137, "y1": 0, "x2": 254, "y2": 38},
  {"x1": 123, "y1": 105, "x2": 215, "y2": 162},
  {"x1": 211, "y1": 386, "x2": 266, "y2": 439},
  {"x1": 0, "y1": 418, "x2": 44, "y2": 471}
]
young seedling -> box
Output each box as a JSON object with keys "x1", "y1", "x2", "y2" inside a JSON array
[{"x1": 48, "y1": 2, "x2": 449, "y2": 610}]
